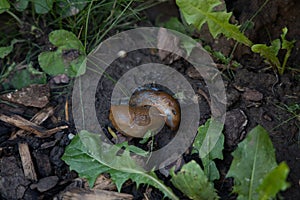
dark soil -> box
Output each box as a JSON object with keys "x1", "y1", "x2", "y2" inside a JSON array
[{"x1": 0, "y1": 0, "x2": 299, "y2": 199}]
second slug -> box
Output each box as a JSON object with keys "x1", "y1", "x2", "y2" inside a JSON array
[{"x1": 109, "y1": 90, "x2": 181, "y2": 137}]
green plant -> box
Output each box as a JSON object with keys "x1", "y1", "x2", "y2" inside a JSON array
[
  {"x1": 38, "y1": 29, "x2": 86, "y2": 77},
  {"x1": 62, "y1": 130, "x2": 178, "y2": 200},
  {"x1": 176, "y1": 0, "x2": 296, "y2": 75},
  {"x1": 251, "y1": 28, "x2": 296, "y2": 75},
  {"x1": 0, "y1": 39, "x2": 24, "y2": 59},
  {"x1": 63, "y1": 119, "x2": 289, "y2": 199},
  {"x1": 227, "y1": 126, "x2": 290, "y2": 199},
  {"x1": 0, "y1": 0, "x2": 158, "y2": 79}
]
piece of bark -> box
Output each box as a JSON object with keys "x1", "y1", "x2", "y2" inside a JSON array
[
  {"x1": 0, "y1": 84, "x2": 50, "y2": 108},
  {"x1": 62, "y1": 188, "x2": 133, "y2": 200},
  {"x1": 18, "y1": 143, "x2": 37, "y2": 181},
  {"x1": 10, "y1": 106, "x2": 55, "y2": 139},
  {"x1": 32, "y1": 151, "x2": 52, "y2": 177},
  {"x1": 0, "y1": 114, "x2": 68, "y2": 138}
]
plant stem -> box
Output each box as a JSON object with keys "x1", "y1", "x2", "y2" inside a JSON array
[
  {"x1": 6, "y1": 10, "x2": 23, "y2": 26},
  {"x1": 279, "y1": 48, "x2": 292, "y2": 75},
  {"x1": 84, "y1": 0, "x2": 95, "y2": 52}
]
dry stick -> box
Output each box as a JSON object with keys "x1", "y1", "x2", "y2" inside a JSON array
[
  {"x1": 65, "y1": 100, "x2": 69, "y2": 122},
  {"x1": 62, "y1": 188, "x2": 133, "y2": 200},
  {"x1": 0, "y1": 114, "x2": 68, "y2": 138},
  {"x1": 18, "y1": 143, "x2": 38, "y2": 181},
  {"x1": 10, "y1": 106, "x2": 55, "y2": 139}
]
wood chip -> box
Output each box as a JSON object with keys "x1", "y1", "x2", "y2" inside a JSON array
[
  {"x1": 18, "y1": 143, "x2": 37, "y2": 181},
  {"x1": 0, "y1": 113, "x2": 68, "y2": 138},
  {"x1": 0, "y1": 84, "x2": 50, "y2": 108},
  {"x1": 62, "y1": 188, "x2": 133, "y2": 200},
  {"x1": 10, "y1": 106, "x2": 55, "y2": 139}
]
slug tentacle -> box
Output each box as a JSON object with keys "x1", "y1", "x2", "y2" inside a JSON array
[{"x1": 129, "y1": 90, "x2": 181, "y2": 131}]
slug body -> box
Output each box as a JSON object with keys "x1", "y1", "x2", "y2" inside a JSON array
[
  {"x1": 109, "y1": 105, "x2": 165, "y2": 138},
  {"x1": 129, "y1": 90, "x2": 180, "y2": 131},
  {"x1": 109, "y1": 90, "x2": 181, "y2": 137}
]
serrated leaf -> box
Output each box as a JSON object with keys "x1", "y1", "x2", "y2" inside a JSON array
[
  {"x1": 0, "y1": 0, "x2": 10, "y2": 14},
  {"x1": 170, "y1": 160, "x2": 219, "y2": 200},
  {"x1": 62, "y1": 131, "x2": 178, "y2": 200},
  {"x1": 258, "y1": 162, "x2": 290, "y2": 200},
  {"x1": 159, "y1": 17, "x2": 188, "y2": 34},
  {"x1": 227, "y1": 125, "x2": 283, "y2": 200},
  {"x1": 115, "y1": 142, "x2": 149, "y2": 157},
  {"x1": 193, "y1": 118, "x2": 224, "y2": 181},
  {"x1": 251, "y1": 39, "x2": 281, "y2": 68},
  {"x1": 176, "y1": 0, "x2": 252, "y2": 46}
]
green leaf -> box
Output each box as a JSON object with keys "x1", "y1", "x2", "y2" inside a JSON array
[
  {"x1": 114, "y1": 141, "x2": 149, "y2": 157},
  {"x1": 193, "y1": 118, "x2": 224, "y2": 181},
  {"x1": 0, "y1": 0, "x2": 10, "y2": 14},
  {"x1": 0, "y1": 39, "x2": 23, "y2": 59},
  {"x1": 62, "y1": 131, "x2": 178, "y2": 200},
  {"x1": 10, "y1": 64, "x2": 46, "y2": 89},
  {"x1": 32, "y1": 0, "x2": 53, "y2": 14},
  {"x1": 14, "y1": 0, "x2": 29, "y2": 11},
  {"x1": 227, "y1": 125, "x2": 282, "y2": 200},
  {"x1": 56, "y1": 0, "x2": 88, "y2": 17},
  {"x1": 257, "y1": 162, "x2": 290, "y2": 200},
  {"x1": 279, "y1": 27, "x2": 295, "y2": 75},
  {"x1": 176, "y1": 0, "x2": 252, "y2": 46},
  {"x1": 170, "y1": 160, "x2": 219, "y2": 200},
  {"x1": 38, "y1": 30, "x2": 86, "y2": 77},
  {"x1": 38, "y1": 51, "x2": 65, "y2": 75},
  {"x1": 281, "y1": 27, "x2": 295, "y2": 51},
  {"x1": 49, "y1": 30, "x2": 85, "y2": 53},
  {"x1": 159, "y1": 17, "x2": 188, "y2": 34},
  {"x1": 251, "y1": 39, "x2": 281, "y2": 69}
]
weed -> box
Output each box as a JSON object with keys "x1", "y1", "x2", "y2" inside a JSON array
[
  {"x1": 0, "y1": 0, "x2": 157, "y2": 84},
  {"x1": 176, "y1": 0, "x2": 296, "y2": 75},
  {"x1": 63, "y1": 120, "x2": 289, "y2": 199}
]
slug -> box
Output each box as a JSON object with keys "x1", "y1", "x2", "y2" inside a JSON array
[{"x1": 109, "y1": 90, "x2": 181, "y2": 137}]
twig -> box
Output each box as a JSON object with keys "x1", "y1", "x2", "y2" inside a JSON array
[
  {"x1": 0, "y1": 113, "x2": 68, "y2": 138},
  {"x1": 18, "y1": 143, "x2": 38, "y2": 181},
  {"x1": 10, "y1": 106, "x2": 55, "y2": 139}
]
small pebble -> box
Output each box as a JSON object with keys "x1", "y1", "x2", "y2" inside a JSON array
[
  {"x1": 117, "y1": 50, "x2": 127, "y2": 58},
  {"x1": 68, "y1": 133, "x2": 75, "y2": 140},
  {"x1": 35, "y1": 176, "x2": 59, "y2": 192}
]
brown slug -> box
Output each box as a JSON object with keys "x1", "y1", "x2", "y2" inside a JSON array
[{"x1": 109, "y1": 90, "x2": 181, "y2": 137}]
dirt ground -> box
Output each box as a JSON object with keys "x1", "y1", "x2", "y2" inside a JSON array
[{"x1": 0, "y1": 0, "x2": 299, "y2": 199}]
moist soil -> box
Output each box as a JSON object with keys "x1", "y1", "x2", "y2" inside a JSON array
[{"x1": 0, "y1": 0, "x2": 299, "y2": 199}]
